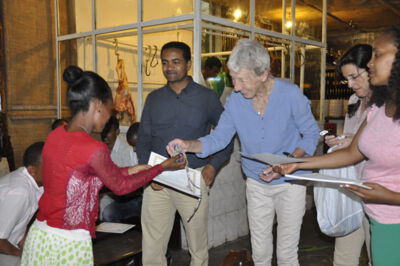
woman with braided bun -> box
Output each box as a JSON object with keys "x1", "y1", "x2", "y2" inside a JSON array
[{"x1": 21, "y1": 66, "x2": 185, "y2": 265}]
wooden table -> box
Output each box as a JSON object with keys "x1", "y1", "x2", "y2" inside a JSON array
[{"x1": 93, "y1": 228, "x2": 142, "y2": 266}]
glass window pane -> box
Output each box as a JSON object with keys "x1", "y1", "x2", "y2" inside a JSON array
[
  {"x1": 303, "y1": 46, "x2": 322, "y2": 120},
  {"x1": 295, "y1": 1, "x2": 322, "y2": 42},
  {"x1": 202, "y1": 23, "x2": 250, "y2": 54},
  {"x1": 59, "y1": 37, "x2": 93, "y2": 117},
  {"x1": 142, "y1": 21, "x2": 194, "y2": 103},
  {"x1": 143, "y1": 0, "x2": 193, "y2": 21},
  {"x1": 201, "y1": 23, "x2": 250, "y2": 98},
  {"x1": 58, "y1": 0, "x2": 92, "y2": 35},
  {"x1": 202, "y1": 0, "x2": 249, "y2": 25},
  {"x1": 254, "y1": 34, "x2": 291, "y2": 79},
  {"x1": 96, "y1": 30, "x2": 139, "y2": 125},
  {"x1": 255, "y1": 1, "x2": 284, "y2": 34},
  {"x1": 96, "y1": 0, "x2": 137, "y2": 29}
]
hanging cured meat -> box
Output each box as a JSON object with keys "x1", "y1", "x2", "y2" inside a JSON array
[{"x1": 114, "y1": 59, "x2": 136, "y2": 125}]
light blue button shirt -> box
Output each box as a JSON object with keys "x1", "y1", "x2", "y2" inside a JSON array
[{"x1": 197, "y1": 78, "x2": 320, "y2": 185}]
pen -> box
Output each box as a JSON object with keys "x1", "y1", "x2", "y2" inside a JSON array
[{"x1": 283, "y1": 152, "x2": 294, "y2": 158}]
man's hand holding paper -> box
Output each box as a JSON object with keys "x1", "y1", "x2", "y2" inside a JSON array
[{"x1": 148, "y1": 152, "x2": 202, "y2": 198}]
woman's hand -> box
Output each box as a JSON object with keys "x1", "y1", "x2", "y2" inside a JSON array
[
  {"x1": 128, "y1": 164, "x2": 151, "y2": 175},
  {"x1": 345, "y1": 183, "x2": 400, "y2": 205},
  {"x1": 259, "y1": 162, "x2": 300, "y2": 182},
  {"x1": 161, "y1": 154, "x2": 187, "y2": 170},
  {"x1": 325, "y1": 134, "x2": 354, "y2": 150},
  {"x1": 259, "y1": 166, "x2": 281, "y2": 182},
  {"x1": 325, "y1": 135, "x2": 338, "y2": 147},
  {"x1": 271, "y1": 163, "x2": 299, "y2": 176},
  {"x1": 150, "y1": 182, "x2": 165, "y2": 191}
]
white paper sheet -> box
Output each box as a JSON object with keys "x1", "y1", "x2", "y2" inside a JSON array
[
  {"x1": 241, "y1": 152, "x2": 306, "y2": 165},
  {"x1": 96, "y1": 222, "x2": 136, "y2": 234},
  {"x1": 148, "y1": 152, "x2": 201, "y2": 198},
  {"x1": 285, "y1": 173, "x2": 372, "y2": 189}
]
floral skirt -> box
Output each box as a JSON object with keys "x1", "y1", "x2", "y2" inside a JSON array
[{"x1": 21, "y1": 220, "x2": 93, "y2": 266}]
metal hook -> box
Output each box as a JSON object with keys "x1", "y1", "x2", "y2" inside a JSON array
[
  {"x1": 114, "y1": 39, "x2": 120, "y2": 60},
  {"x1": 144, "y1": 45, "x2": 152, "y2": 76},
  {"x1": 150, "y1": 45, "x2": 159, "y2": 68}
]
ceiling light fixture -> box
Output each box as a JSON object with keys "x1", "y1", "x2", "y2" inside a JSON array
[{"x1": 233, "y1": 9, "x2": 242, "y2": 21}]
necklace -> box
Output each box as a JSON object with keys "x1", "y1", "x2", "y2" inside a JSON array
[
  {"x1": 253, "y1": 79, "x2": 273, "y2": 116},
  {"x1": 254, "y1": 97, "x2": 266, "y2": 116},
  {"x1": 254, "y1": 96, "x2": 267, "y2": 116}
]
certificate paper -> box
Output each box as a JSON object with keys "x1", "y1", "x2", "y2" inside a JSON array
[
  {"x1": 96, "y1": 222, "x2": 135, "y2": 234},
  {"x1": 148, "y1": 152, "x2": 201, "y2": 198},
  {"x1": 241, "y1": 152, "x2": 306, "y2": 165},
  {"x1": 285, "y1": 173, "x2": 372, "y2": 189}
]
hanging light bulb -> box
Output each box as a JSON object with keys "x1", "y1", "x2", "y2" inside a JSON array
[
  {"x1": 285, "y1": 20, "x2": 293, "y2": 29},
  {"x1": 233, "y1": 8, "x2": 242, "y2": 21}
]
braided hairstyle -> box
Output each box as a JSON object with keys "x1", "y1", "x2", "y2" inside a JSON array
[{"x1": 370, "y1": 25, "x2": 400, "y2": 121}]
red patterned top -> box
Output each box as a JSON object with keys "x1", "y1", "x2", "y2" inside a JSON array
[{"x1": 37, "y1": 126, "x2": 163, "y2": 237}]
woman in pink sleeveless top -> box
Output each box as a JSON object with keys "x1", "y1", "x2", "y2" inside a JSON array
[{"x1": 271, "y1": 25, "x2": 400, "y2": 266}]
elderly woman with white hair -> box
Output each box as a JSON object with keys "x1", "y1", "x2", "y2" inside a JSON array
[{"x1": 167, "y1": 39, "x2": 319, "y2": 266}]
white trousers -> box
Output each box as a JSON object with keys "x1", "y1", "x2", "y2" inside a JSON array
[{"x1": 246, "y1": 178, "x2": 306, "y2": 266}]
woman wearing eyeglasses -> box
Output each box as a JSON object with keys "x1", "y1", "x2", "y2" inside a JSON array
[
  {"x1": 271, "y1": 25, "x2": 400, "y2": 266},
  {"x1": 325, "y1": 44, "x2": 373, "y2": 266}
]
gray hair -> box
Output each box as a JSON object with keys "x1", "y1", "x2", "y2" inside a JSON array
[{"x1": 227, "y1": 39, "x2": 270, "y2": 76}]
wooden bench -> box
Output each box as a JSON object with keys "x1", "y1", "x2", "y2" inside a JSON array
[{"x1": 93, "y1": 228, "x2": 142, "y2": 266}]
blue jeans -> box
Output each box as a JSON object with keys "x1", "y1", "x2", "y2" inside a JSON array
[{"x1": 102, "y1": 197, "x2": 142, "y2": 222}]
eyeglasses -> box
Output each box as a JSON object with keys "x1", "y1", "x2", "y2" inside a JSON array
[{"x1": 340, "y1": 70, "x2": 366, "y2": 85}]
